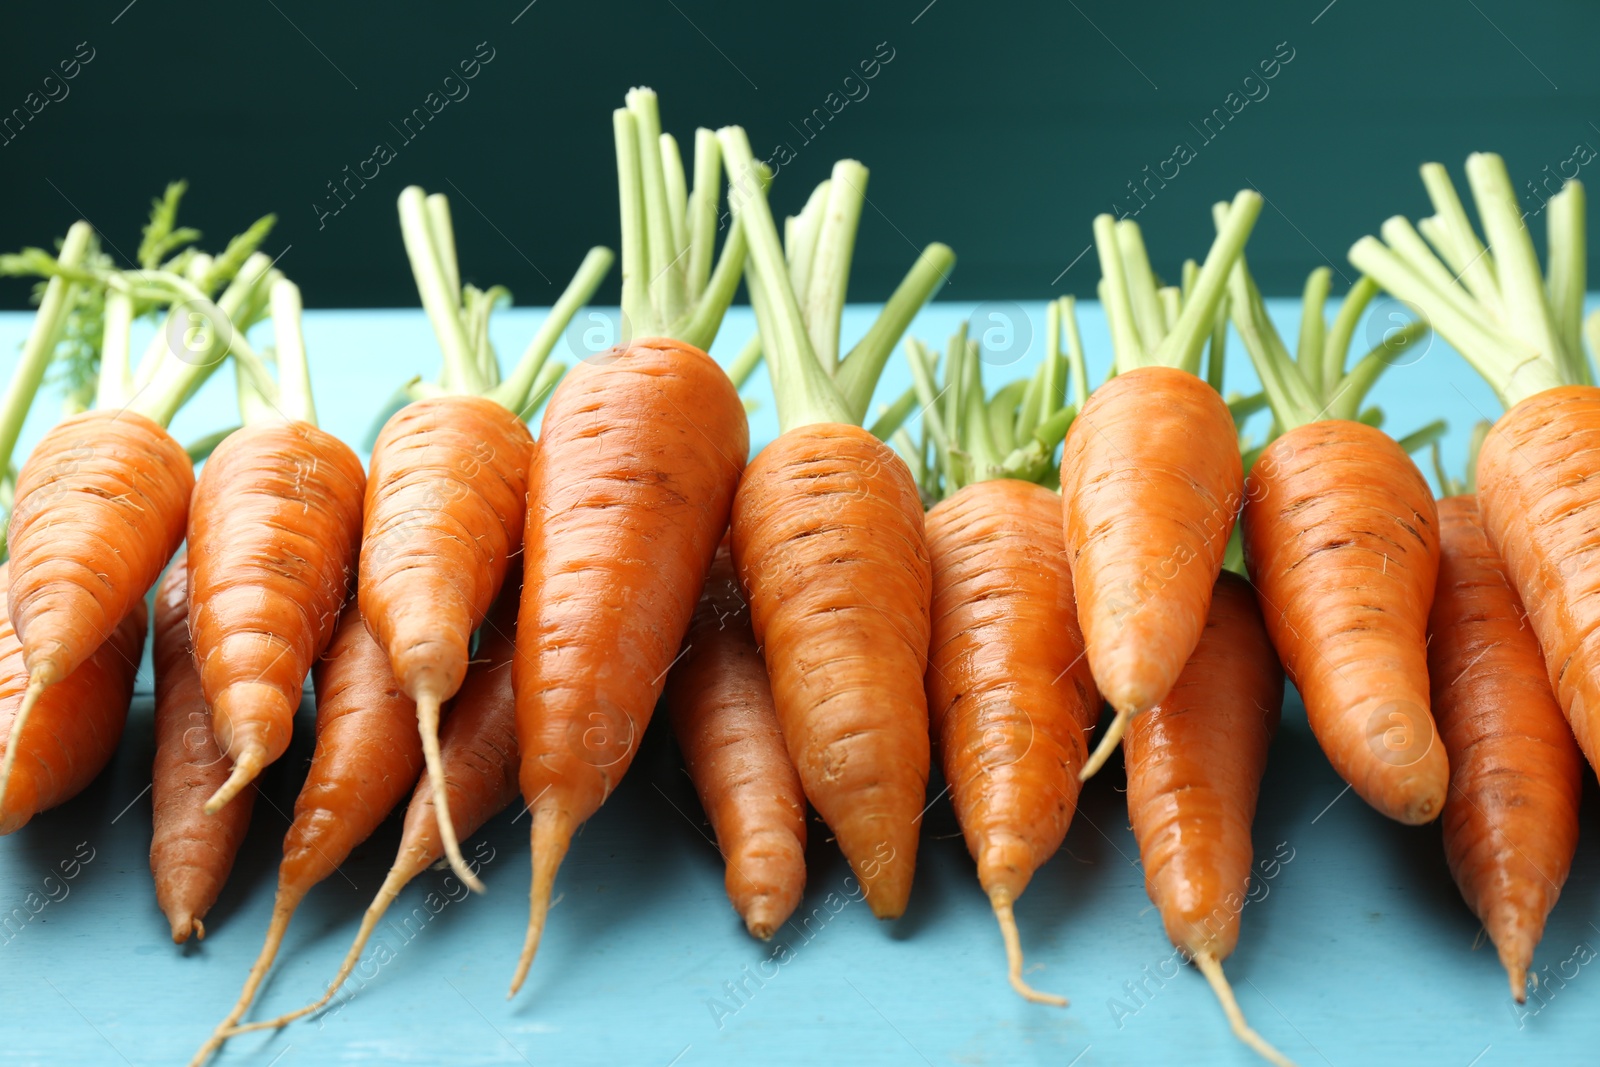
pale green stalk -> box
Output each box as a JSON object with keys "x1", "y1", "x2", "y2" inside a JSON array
[
  {"x1": 1322, "y1": 276, "x2": 1377, "y2": 397},
  {"x1": 684, "y1": 129, "x2": 721, "y2": 303},
  {"x1": 426, "y1": 193, "x2": 462, "y2": 303},
  {"x1": 270, "y1": 278, "x2": 315, "y2": 425},
  {"x1": 489, "y1": 246, "x2": 615, "y2": 410},
  {"x1": 833, "y1": 241, "x2": 954, "y2": 422},
  {"x1": 399, "y1": 186, "x2": 478, "y2": 392},
  {"x1": 1151, "y1": 190, "x2": 1261, "y2": 374},
  {"x1": 1465, "y1": 153, "x2": 1567, "y2": 375},
  {"x1": 95, "y1": 280, "x2": 135, "y2": 410},
  {"x1": 1296, "y1": 267, "x2": 1330, "y2": 385},
  {"x1": 867, "y1": 385, "x2": 918, "y2": 442},
  {"x1": 1418, "y1": 162, "x2": 1504, "y2": 319},
  {"x1": 1115, "y1": 220, "x2": 1166, "y2": 354},
  {"x1": 660, "y1": 132, "x2": 690, "y2": 263},
  {"x1": 626, "y1": 89, "x2": 688, "y2": 327},
  {"x1": 804, "y1": 162, "x2": 867, "y2": 371},
  {"x1": 1546, "y1": 181, "x2": 1590, "y2": 385}
]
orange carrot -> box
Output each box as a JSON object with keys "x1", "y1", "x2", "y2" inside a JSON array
[
  {"x1": 664, "y1": 539, "x2": 806, "y2": 940},
  {"x1": 1124, "y1": 572, "x2": 1292, "y2": 1066},
  {"x1": 507, "y1": 89, "x2": 754, "y2": 994},
  {"x1": 1227, "y1": 252, "x2": 1448, "y2": 825},
  {"x1": 0, "y1": 561, "x2": 146, "y2": 835},
  {"x1": 222, "y1": 578, "x2": 522, "y2": 1035},
  {"x1": 926, "y1": 478, "x2": 1098, "y2": 1004},
  {"x1": 362, "y1": 185, "x2": 611, "y2": 890},
  {"x1": 1429, "y1": 495, "x2": 1581, "y2": 1001},
  {"x1": 189, "y1": 599, "x2": 425, "y2": 1066},
  {"x1": 1060, "y1": 195, "x2": 1260, "y2": 779},
  {"x1": 718, "y1": 125, "x2": 952, "y2": 923},
  {"x1": 190, "y1": 418, "x2": 366, "y2": 812},
  {"x1": 151, "y1": 555, "x2": 256, "y2": 943},
  {"x1": 512, "y1": 335, "x2": 746, "y2": 992}
]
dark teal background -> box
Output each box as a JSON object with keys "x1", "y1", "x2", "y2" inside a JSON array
[{"x1": 2, "y1": 0, "x2": 1596, "y2": 307}]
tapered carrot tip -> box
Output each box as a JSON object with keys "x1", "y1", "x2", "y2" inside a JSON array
[
  {"x1": 744, "y1": 897, "x2": 784, "y2": 942},
  {"x1": 1080, "y1": 707, "x2": 1133, "y2": 781},
  {"x1": 990, "y1": 889, "x2": 1067, "y2": 1007},
  {"x1": 416, "y1": 692, "x2": 485, "y2": 893},
  {"x1": 509, "y1": 807, "x2": 574, "y2": 998},
  {"x1": 168, "y1": 910, "x2": 202, "y2": 944},
  {"x1": 204, "y1": 744, "x2": 266, "y2": 815},
  {"x1": 1194, "y1": 952, "x2": 1296, "y2": 1067},
  {"x1": 1492, "y1": 929, "x2": 1534, "y2": 1004},
  {"x1": 0, "y1": 673, "x2": 49, "y2": 815}
]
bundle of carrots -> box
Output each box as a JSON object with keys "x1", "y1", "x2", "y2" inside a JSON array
[{"x1": 4, "y1": 102, "x2": 1600, "y2": 1067}]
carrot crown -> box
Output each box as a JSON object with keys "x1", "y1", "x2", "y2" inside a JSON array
[
  {"x1": 1224, "y1": 244, "x2": 1445, "y2": 455},
  {"x1": 394, "y1": 185, "x2": 612, "y2": 419},
  {"x1": 1096, "y1": 190, "x2": 1261, "y2": 378},
  {"x1": 1349, "y1": 152, "x2": 1585, "y2": 408},
  {"x1": 717, "y1": 125, "x2": 956, "y2": 433},
  {"x1": 899, "y1": 300, "x2": 1086, "y2": 501}
]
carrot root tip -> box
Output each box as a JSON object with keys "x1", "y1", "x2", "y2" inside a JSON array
[
  {"x1": 205, "y1": 745, "x2": 266, "y2": 815},
  {"x1": 417, "y1": 692, "x2": 486, "y2": 894},
  {"x1": 990, "y1": 890, "x2": 1068, "y2": 1008},
  {"x1": 509, "y1": 807, "x2": 573, "y2": 999},
  {"x1": 1079, "y1": 706, "x2": 1134, "y2": 781},
  {"x1": 1508, "y1": 964, "x2": 1528, "y2": 1004},
  {"x1": 1194, "y1": 951, "x2": 1297, "y2": 1067}
]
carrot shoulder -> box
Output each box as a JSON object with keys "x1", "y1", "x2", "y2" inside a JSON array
[
  {"x1": 1429, "y1": 494, "x2": 1582, "y2": 1002},
  {"x1": 1125, "y1": 572, "x2": 1292, "y2": 1066},
  {"x1": 1242, "y1": 419, "x2": 1447, "y2": 825},
  {"x1": 733, "y1": 423, "x2": 931, "y2": 919},
  {"x1": 512, "y1": 339, "x2": 747, "y2": 993},
  {"x1": 0, "y1": 561, "x2": 146, "y2": 836},
  {"x1": 664, "y1": 539, "x2": 806, "y2": 941},
  {"x1": 926, "y1": 478, "x2": 1098, "y2": 1004},
  {"x1": 190, "y1": 600, "x2": 425, "y2": 1066},
  {"x1": 188, "y1": 420, "x2": 366, "y2": 812},
  {"x1": 151, "y1": 555, "x2": 255, "y2": 943}
]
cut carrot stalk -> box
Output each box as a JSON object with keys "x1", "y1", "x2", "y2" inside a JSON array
[
  {"x1": 664, "y1": 539, "x2": 807, "y2": 940},
  {"x1": 510, "y1": 90, "x2": 749, "y2": 995},
  {"x1": 150, "y1": 555, "x2": 256, "y2": 942},
  {"x1": 1125, "y1": 573, "x2": 1294, "y2": 1067},
  {"x1": 188, "y1": 600, "x2": 425, "y2": 1067},
  {"x1": 364, "y1": 187, "x2": 610, "y2": 891},
  {"x1": 1429, "y1": 492, "x2": 1581, "y2": 1002}
]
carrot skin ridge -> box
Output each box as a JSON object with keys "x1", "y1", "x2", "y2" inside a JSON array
[
  {"x1": 1242, "y1": 419, "x2": 1447, "y2": 825},
  {"x1": 664, "y1": 539, "x2": 807, "y2": 940},
  {"x1": 226, "y1": 578, "x2": 522, "y2": 1035},
  {"x1": 733, "y1": 423, "x2": 931, "y2": 919},
  {"x1": 925, "y1": 479, "x2": 1096, "y2": 1004},
  {"x1": 188, "y1": 421, "x2": 366, "y2": 812},
  {"x1": 1429, "y1": 494, "x2": 1581, "y2": 1002},
  {"x1": 1476, "y1": 386, "x2": 1600, "y2": 776},
  {"x1": 151, "y1": 556, "x2": 255, "y2": 943},
  {"x1": 1059, "y1": 367, "x2": 1242, "y2": 775},
  {"x1": 191, "y1": 600, "x2": 426, "y2": 1065},
  {"x1": 0, "y1": 561, "x2": 146, "y2": 836},
  {"x1": 361, "y1": 393, "x2": 532, "y2": 887},
  {"x1": 512, "y1": 339, "x2": 747, "y2": 990}
]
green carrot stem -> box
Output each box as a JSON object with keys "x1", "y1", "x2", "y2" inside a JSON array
[
  {"x1": 1095, "y1": 214, "x2": 1145, "y2": 371},
  {"x1": 185, "y1": 426, "x2": 238, "y2": 465},
  {"x1": 1060, "y1": 296, "x2": 1089, "y2": 409},
  {"x1": 1326, "y1": 319, "x2": 1428, "y2": 422},
  {"x1": 988, "y1": 379, "x2": 1028, "y2": 454},
  {"x1": 1115, "y1": 220, "x2": 1166, "y2": 355},
  {"x1": 833, "y1": 242, "x2": 954, "y2": 423},
  {"x1": 1546, "y1": 181, "x2": 1590, "y2": 386},
  {"x1": 804, "y1": 162, "x2": 868, "y2": 371},
  {"x1": 1464, "y1": 153, "x2": 1568, "y2": 376},
  {"x1": 1152, "y1": 190, "x2": 1261, "y2": 375},
  {"x1": 488, "y1": 246, "x2": 614, "y2": 411},
  {"x1": 660, "y1": 132, "x2": 690, "y2": 264},
  {"x1": 867, "y1": 385, "x2": 918, "y2": 442},
  {"x1": 0, "y1": 221, "x2": 94, "y2": 475},
  {"x1": 1227, "y1": 391, "x2": 1267, "y2": 422},
  {"x1": 1395, "y1": 418, "x2": 1447, "y2": 455},
  {"x1": 1225, "y1": 255, "x2": 1319, "y2": 430},
  {"x1": 398, "y1": 186, "x2": 479, "y2": 393},
  {"x1": 685, "y1": 129, "x2": 721, "y2": 304},
  {"x1": 96, "y1": 280, "x2": 136, "y2": 411},
  {"x1": 1296, "y1": 267, "x2": 1330, "y2": 385},
  {"x1": 1418, "y1": 162, "x2": 1505, "y2": 320},
  {"x1": 426, "y1": 193, "x2": 462, "y2": 305},
  {"x1": 520, "y1": 359, "x2": 567, "y2": 421},
  {"x1": 626, "y1": 89, "x2": 688, "y2": 328},
  {"x1": 1205, "y1": 291, "x2": 1229, "y2": 393},
  {"x1": 717, "y1": 126, "x2": 852, "y2": 431},
  {"x1": 729, "y1": 334, "x2": 764, "y2": 390},
  {"x1": 786, "y1": 179, "x2": 832, "y2": 322},
  {"x1": 269, "y1": 278, "x2": 315, "y2": 425},
  {"x1": 613, "y1": 108, "x2": 652, "y2": 338},
  {"x1": 1321, "y1": 276, "x2": 1377, "y2": 397}
]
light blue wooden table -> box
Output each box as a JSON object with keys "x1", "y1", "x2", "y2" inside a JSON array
[{"x1": 0, "y1": 298, "x2": 1593, "y2": 1067}]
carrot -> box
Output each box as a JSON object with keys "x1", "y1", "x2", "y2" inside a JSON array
[
  {"x1": 1428, "y1": 493, "x2": 1581, "y2": 1001},
  {"x1": 362, "y1": 185, "x2": 610, "y2": 890},
  {"x1": 0, "y1": 201, "x2": 281, "y2": 819},
  {"x1": 189, "y1": 598, "x2": 425, "y2": 1067},
  {"x1": 1226, "y1": 248, "x2": 1448, "y2": 824},
  {"x1": 0, "y1": 561, "x2": 146, "y2": 835},
  {"x1": 506, "y1": 90, "x2": 763, "y2": 995},
  {"x1": 1350, "y1": 155, "x2": 1600, "y2": 794},
  {"x1": 1060, "y1": 194, "x2": 1261, "y2": 779},
  {"x1": 221, "y1": 577, "x2": 522, "y2": 1036},
  {"x1": 151, "y1": 554, "x2": 256, "y2": 943},
  {"x1": 718, "y1": 124, "x2": 953, "y2": 921},
  {"x1": 1124, "y1": 572, "x2": 1292, "y2": 1067},
  {"x1": 191, "y1": 278, "x2": 367, "y2": 812},
  {"x1": 664, "y1": 538, "x2": 806, "y2": 940}
]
